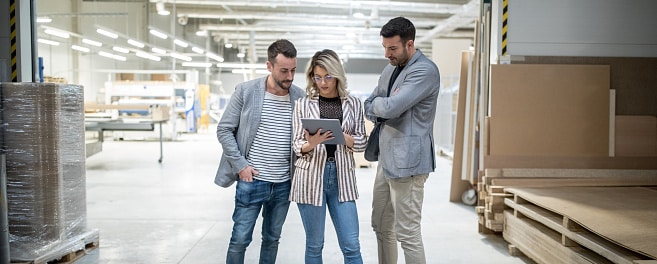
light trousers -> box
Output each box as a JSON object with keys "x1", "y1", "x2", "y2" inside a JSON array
[{"x1": 371, "y1": 164, "x2": 428, "y2": 264}]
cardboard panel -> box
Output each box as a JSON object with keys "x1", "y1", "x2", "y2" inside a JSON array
[
  {"x1": 490, "y1": 64, "x2": 610, "y2": 157},
  {"x1": 515, "y1": 56, "x2": 657, "y2": 116},
  {"x1": 450, "y1": 51, "x2": 475, "y2": 202},
  {"x1": 506, "y1": 187, "x2": 657, "y2": 260},
  {"x1": 615, "y1": 115, "x2": 657, "y2": 157}
]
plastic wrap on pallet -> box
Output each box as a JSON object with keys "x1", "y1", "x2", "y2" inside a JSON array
[
  {"x1": 0, "y1": 82, "x2": 87, "y2": 261},
  {"x1": 2, "y1": 83, "x2": 64, "y2": 259},
  {"x1": 59, "y1": 84, "x2": 87, "y2": 239}
]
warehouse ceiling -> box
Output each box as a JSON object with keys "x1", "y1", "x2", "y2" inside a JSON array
[{"x1": 154, "y1": 0, "x2": 479, "y2": 61}]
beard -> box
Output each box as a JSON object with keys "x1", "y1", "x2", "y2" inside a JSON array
[
  {"x1": 273, "y1": 77, "x2": 292, "y2": 90},
  {"x1": 275, "y1": 79, "x2": 291, "y2": 90},
  {"x1": 390, "y1": 48, "x2": 410, "y2": 66}
]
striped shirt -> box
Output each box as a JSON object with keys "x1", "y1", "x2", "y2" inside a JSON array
[
  {"x1": 247, "y1": 92, "x2": 292, "y2": 182},
  {"x1": 289, "y1": 95, "x2": 368, "y2": 206}
]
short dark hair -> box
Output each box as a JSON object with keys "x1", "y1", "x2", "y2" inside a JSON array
[
  {"x1": 267, "y1": 39, "x2": 297, "y2": 65},
  {"x1": 380, "y1": 17, "x2": 416, "y2": 44}
]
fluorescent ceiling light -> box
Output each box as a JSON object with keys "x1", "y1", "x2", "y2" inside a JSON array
[
  {"x1": 38, "y1": 39, "x2": 60, "y2": 46},
  {"x1": 36, "y1": 17, "x2": 52, "y2": 23},
  {"x1": 127, "y1": 39, "x2": 145, "y2": 48},
  {"x1": 225, "y1": 43, "x2": 233, "y2": 48},
  {"x1": 113, "y1": 46, "x2": 130, "y2": 54},
  {"x1": 191, "y1": 47, "x2": 204, "y2": 54},
  {"x1": 71, "y1": 45, "x2": 90, "y2": 53},
  {"x1": 232, "y1": 69, "x2": 269, "y2": 74},
  {"x1": 195, "y1": 30, "x2": 207, "y2": 37},
  {"x1": 182, "y1": 62, "x2": 213, "y2": 68},
  {"x1": 206, "y1": 53, "x2": 224, "y2": 62},
  {"x1": 96, "y1": 28, "x2": 119, "y2": 39},
  {"x1": 149, "y1": 29, "x2": 168, "y2": 39},
  {"x1": 174, "y1": 39, "x2": 189, "y2": 48},
  {"x1": 151, "y1": 47, "x2": 166, "y2": 54},
  {"x1": 236, "y1": 53, "x2": 245, "y2": 58},
  {"x1": 82, "y1": 38, "x2": 102, "y2": 47},
  {"x1": 135, "y1": 51, "x2": 161, "y2": 61},
  {"x1": 44, "y1": 29, "x2": 70, "y2": 39},
  {"x1": 170, "y1": 53, "x2": 192, "y2": 62},
  {"x1": 98, "y1": 51, "x2": 126, "y2": 61},
  {"x1": 217, "y1": 63, "x2": 266, "y2": 69}
]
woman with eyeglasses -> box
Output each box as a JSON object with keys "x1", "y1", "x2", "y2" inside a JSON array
[{"x1": 290, "y1": 49, "x2": 367, "y2": 264}]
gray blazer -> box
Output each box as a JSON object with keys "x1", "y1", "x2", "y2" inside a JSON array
[
  {"x1": 214, "y1": 76, "x2": 305, "y2": 187},
  {"x1": 364, "y1": 50, "x2": 440, "y2": 179}
]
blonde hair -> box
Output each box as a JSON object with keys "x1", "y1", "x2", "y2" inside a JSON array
[{"x1": 305, "y1": 49, "x2": 348, "y2": 98}]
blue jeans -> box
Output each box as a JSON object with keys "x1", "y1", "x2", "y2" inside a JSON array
[
  {"x1": 226, "y1": 179, "x2": 291, "y2": 264},
  {"x1": 297, "y1": 160, "x2": 363, "y2": 264}
]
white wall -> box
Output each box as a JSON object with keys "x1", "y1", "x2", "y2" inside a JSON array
[
  {"x1": 495, "y1": 0, "x2": 657, "y2": 58},
  {"x1": 433, "y1": 38, "x2": 472, "y2": 88}
]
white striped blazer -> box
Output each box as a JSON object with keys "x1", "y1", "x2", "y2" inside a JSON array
[{"x1": 289, "y1": 95, "x2": 367, "y2": 206}]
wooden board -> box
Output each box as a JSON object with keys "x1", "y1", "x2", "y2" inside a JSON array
[
  {"x1": 514, "y1": 56, "x2": 657, "y2": 117},
  {"x1": 609, "y1": 90, "x2": 616, "y2": 156},
  {"x1": 489, "y1": 177, "x2": 657, "y2": 188},
  {"x1": 484, "y1": 155, "x2": 657, "y2": 170},
  {"x1": 505, "y1": 198, "x2": 648, "y2": 264},
  {"x1": 505, "y1": 187, "x2": 657, "y2": 260},
  {"x1": 615, "y1": 115, "x2": 657, "y2": 157},
  {"x1": 449, "y1": 50, "x2": 475, "y2": 202},
  {"x1": 486, "y1": 168, "x2": 657, "y2": 178},
  {"x1": 504, "y1": 211, "x2": 614, "y2": 264},
  {"x1": 489, "y1": 64, "x2": 610, "y2": 157}
]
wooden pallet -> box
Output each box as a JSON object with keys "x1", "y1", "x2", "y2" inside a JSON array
[
  {"x1": 11, "y1": 229, "x2": 99, "y2": 264},
  {"x1": 503, "y1": 187, "x2": 657, "y2": 264}
]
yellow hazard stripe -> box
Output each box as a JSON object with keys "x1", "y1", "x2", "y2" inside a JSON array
[
  {"x1": 501, "y1": 0, "x2": 508, "y2": 56},
  {"x1": 10, "y1": 0, "x2": 17, "y2": 81}
]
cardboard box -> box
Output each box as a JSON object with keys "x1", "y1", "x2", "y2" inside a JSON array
[
  {"x1": 151, "y1": 74, "x2": 168, "y2": 81},
  {"x1": 151, "y1": 105, "x2": 170, "y2": 121}
]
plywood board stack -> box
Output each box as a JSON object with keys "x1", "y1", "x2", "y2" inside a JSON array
[
  {"x1": 456, "y1": 4, "x2": 657, "y2": 261},
  {"x1": 477, "y1": 63, "x2": 611, "y2": 232},
  {"x1": 503, "y1": 187, "x2": 657, "y2": 264},
  {"x1": 474, "y1": 64, "x2": 657, "y2": 237},
  {"x1": 478, "y1": 168, "x2": 657, "y2": 233}
]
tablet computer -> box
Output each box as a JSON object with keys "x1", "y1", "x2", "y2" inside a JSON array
[{"x1": 301, "y1": 118, "x2": 346, "y2": 145}]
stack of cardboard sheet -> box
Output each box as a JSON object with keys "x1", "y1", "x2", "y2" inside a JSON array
[
  {"x1": 474, "y1": 64, "x2": 657, "y2": 231},
  {"x1": 458, "y1": 64, "x2": 657, "y2": 263},
  {"x1": 504, "y1": 186, "x2": 657, "y2": 264}
]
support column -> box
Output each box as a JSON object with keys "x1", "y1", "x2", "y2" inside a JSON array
[{"x1": 0, "y1": 0, "x2": 37, "y2": 82}]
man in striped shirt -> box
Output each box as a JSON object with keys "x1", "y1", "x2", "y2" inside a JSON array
[{"x1": 215, "y1": 39, "x2": 306, "y2": 264}]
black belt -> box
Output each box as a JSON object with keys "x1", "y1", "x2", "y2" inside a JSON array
[{"x1": 327, "y1": 157, "x2": 336, "y2": 162}]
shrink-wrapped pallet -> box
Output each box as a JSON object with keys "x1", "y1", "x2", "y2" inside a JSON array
[
  {"x1": 0, "y1": 82, "x2": 87, "y2": 260},
  {"x1": 2, "y1": 83, "x2": 64, "y2": 259}
]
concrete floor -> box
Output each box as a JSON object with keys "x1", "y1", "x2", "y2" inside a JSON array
[{"x1": 75, "y1": 129, "x2": 534, "y2": 264}]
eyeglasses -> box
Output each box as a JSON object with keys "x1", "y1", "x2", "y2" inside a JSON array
[{"x1": 312, "y1": 75, "x2": 334, "y2": 83}]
